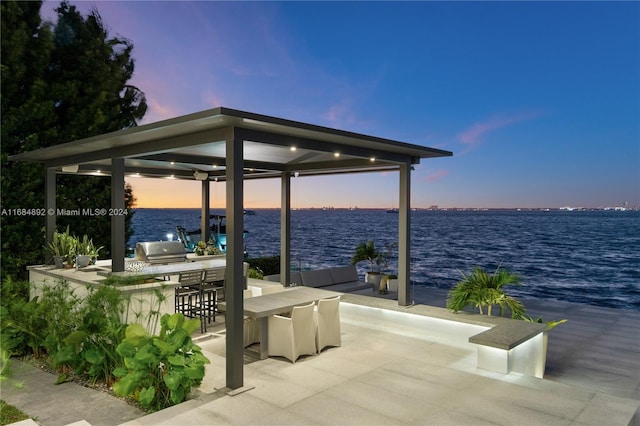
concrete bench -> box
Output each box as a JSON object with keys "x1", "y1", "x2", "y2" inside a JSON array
[
  {"x1": 468, "y1": 319, "x2": 548, "y2": 378},
  {"x1": 339, "y1": 293, "x2": 551, "y2": 378},
  {"x1": 264, "y1": 266, "x2": 371, "y2": 293}
]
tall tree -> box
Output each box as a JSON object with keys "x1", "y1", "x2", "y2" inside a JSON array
[{"x1": 1, "y1": 1, "x2": 147, "y2": 280}]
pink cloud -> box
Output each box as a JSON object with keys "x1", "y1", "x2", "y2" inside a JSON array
[
  {"x1": 459, "y1": 111, "x2": 543, "y2": 146},
  {"x1": 424, "y1": 170, "x2": 449, "y2": 183}
]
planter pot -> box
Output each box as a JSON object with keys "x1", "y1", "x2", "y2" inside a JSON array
[
  {"x1": 378, "y1": 275, "x2": 389, "y2": 294},
  {"x1": 365, "y1": 272, "x2": 382, "y2": 288},
  {"x1": 387, "y1": 278, "x2": 399, "y2": 292},
  {"x1": 76, "y1": 255, "x2": 91, "y2": 268},
  {"x1": 53, "y1": 256, "x2": 66, "y2": 269}
]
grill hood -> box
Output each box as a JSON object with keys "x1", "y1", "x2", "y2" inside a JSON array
[{"x1": 135, "y1": 241, "x2": 187, "y2": 264}]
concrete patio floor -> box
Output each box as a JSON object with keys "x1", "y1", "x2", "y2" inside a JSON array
[
  {"x1": 3, "y1": 287, "x2": 639, "y2": 426},
  {"x1": 120, "y1": 288, "x2": 639, "y2": 426}
]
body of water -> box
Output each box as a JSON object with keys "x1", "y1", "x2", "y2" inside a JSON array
[{"x1": 130, "y1": 208, "x2": 640, "y2": 311}]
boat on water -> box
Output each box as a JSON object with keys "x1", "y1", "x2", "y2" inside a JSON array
[
  {"x1": 387, "y1": 208, "x2": 399, "y2": 213},
  {"x1": 176, "y1": 214, "x2": 248, "y2": 255}
]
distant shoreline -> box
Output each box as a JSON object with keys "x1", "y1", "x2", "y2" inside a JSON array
[{"x1": 130, "y1": 206, "x2": 640, "y2": 212}]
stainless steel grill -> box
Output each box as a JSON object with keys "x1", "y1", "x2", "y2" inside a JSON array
[{"x1": 135, "y1": 241, "x2": 188, "y2": 264}]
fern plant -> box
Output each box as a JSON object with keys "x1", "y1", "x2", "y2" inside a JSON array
[{"x1": 446, "y1": 266, "x2": 525, "y2": 318}]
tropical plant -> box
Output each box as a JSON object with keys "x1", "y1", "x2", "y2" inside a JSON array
[
  {"x1": 0, "y1": 277, "x2": 41, "y2": 357},
  {"x1": 73, "y1": 234, "x2": 101, "y2": 257},
  {"x1": 45, "y1": 226, "x2": 75, "y2": 259},
  {"x1": 446, "y1": 266, "x2": 526, "y2": 318},
  {"x1": 351, "y1": 240, "x2": 382, "y2": 273},
  {"x1": 522, "y1": 315, "x2": 567, "y2": 330},
  {"x1": 194, "y1": 241, "x2": 207, "y2": 256},
  {"x1": 51, "y1": 285, "x2": 127, "y2": 385},
  {"x1": 113, "y1": 313, "x2": 210, "y2": 411}
]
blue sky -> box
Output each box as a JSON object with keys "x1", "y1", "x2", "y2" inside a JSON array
[{"x1": 43, "y1": 1, "x2": 639, "y2": 209}]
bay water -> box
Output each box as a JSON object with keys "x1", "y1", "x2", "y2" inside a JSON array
[{"x1": 130, "y1": 208, "x2": 640, "y2": 311}]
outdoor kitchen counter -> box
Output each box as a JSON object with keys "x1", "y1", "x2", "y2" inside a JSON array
[
  {"x1": 27, "y1": 262, "x2": 178, "y2": 332},
  {"x1": 26, "y1": 257, "x2": 242, "y2": 333},
  {"x1": 98, "y1": 255, "x2": 228, "y2": 280}
]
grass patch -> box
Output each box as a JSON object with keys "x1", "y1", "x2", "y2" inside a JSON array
[{"x1": 0, "y1": 399, "x2": 30, "y2": 425}]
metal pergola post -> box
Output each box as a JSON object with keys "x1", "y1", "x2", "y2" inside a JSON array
[
  {"x1": 398, "y1": 162, "x2": 411, "y2": 306},
  {"x1": 280, "y1": 171, "x2": 291, "y2": 287},
  {"x1": 225, "y1": 129, "x2": 244, "y2": 389}
]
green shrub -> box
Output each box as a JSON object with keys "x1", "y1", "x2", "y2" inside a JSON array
[
  {"x1": 446, "y1": 266, "x2": 525, "y2": 319},
  {"x1": 247, "y1": 255, "x2": 280, "y2": 276},
  {"x1": 247, "y1": 268, "x2": 264, "y2": 279},
  {"x1": 113, "y1": 313, "x2": 209, "y2": 411},
  {"x1": 52, "y1": 285, "x2": 127, "y2": 385},
  {"x1": 0, "y1": 277, "x2": 41, "y2": 357}
]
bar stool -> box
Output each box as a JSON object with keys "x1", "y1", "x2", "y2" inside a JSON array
[
  {"x1": 175, "y1": 271, "x2": 204, "y2": 326},
  {"x1": 202, "y1": 267, "x2": 225, "y2": 329}
]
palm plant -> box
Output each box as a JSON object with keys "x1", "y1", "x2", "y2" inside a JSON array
[
  {"x1": 350, "y1": 240, "x2": 381, "y2": 273},
  {"x1": 446, "y1": 266, "x2": 525, "y2": 318}
]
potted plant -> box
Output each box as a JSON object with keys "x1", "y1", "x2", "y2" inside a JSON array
[
  {"x1": 194, "y1": 241, "x2": 207, "y2": 256},
  {"x1": 205, "y1": 239, "x2": 220, "y2": 256},
  {"x1": 351, "y1": 240, "x2": 382, "y2": 287},
  {"x1": 378, "y1": 242, "x2": 398, "y2": 294},
  {"x1": 446, "y1": 265, "x2": 525, "y2": 318},
  {"x1": 386, "y1": 274, "x2": 399, "y2": 292},
  {"x1": 45, "y1": 225, "x2": 74, "y2": 268},
  {"x1": 74, "y1": 234, "x2": 102, "y2": 268}
]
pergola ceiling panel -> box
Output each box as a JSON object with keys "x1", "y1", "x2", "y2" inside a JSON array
[{"x1": 10, "y1": 107, "x2": 452, "y2": 179}]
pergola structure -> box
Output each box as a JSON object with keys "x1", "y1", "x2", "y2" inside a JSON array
[{"x1": 10, "y1": 107, "x2": 452, "y2": 389}]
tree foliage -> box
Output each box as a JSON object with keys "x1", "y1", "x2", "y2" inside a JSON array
[{"x1": 1, "y1": 1, "x2": 147, "y2": 280}]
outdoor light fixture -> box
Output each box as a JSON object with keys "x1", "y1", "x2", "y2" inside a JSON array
[
  {"x1": 290, "y1": 146, "x2": 297, "y2": 151},
  {"x1": 62, "y1": 165, "x2": 79, "y2": 173},
  {"x1": 194, "y1": 171, "x2": 209, "y2": 181},
  {"x1": 370, "y1": 157, "x2": 376, "y2": 162},
  {"x1": 334, "y1": 152, "x2": 340, "y2": 157}
]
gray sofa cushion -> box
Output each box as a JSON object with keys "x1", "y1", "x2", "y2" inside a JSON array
[
  {"x1": 323, "y1": 282, "x2": 371, "y2": 293},
  {"x1": 263, "y1": 272, "x2": 302, "y2": 286},
  {"x1": 300, "y1": 269, "x2": 334, "y2": 288},
  {"x1": 330, "y1": 265, "x2": 360, "y2": 284}
]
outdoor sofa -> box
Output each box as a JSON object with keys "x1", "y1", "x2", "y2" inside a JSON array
[{"x1": 264, "y1": 265, "x2": 371, "y2": 293}]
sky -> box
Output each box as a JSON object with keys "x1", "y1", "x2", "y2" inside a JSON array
[{"x1": 42, "y1": 1, "x2": 639, "y2": 209}]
